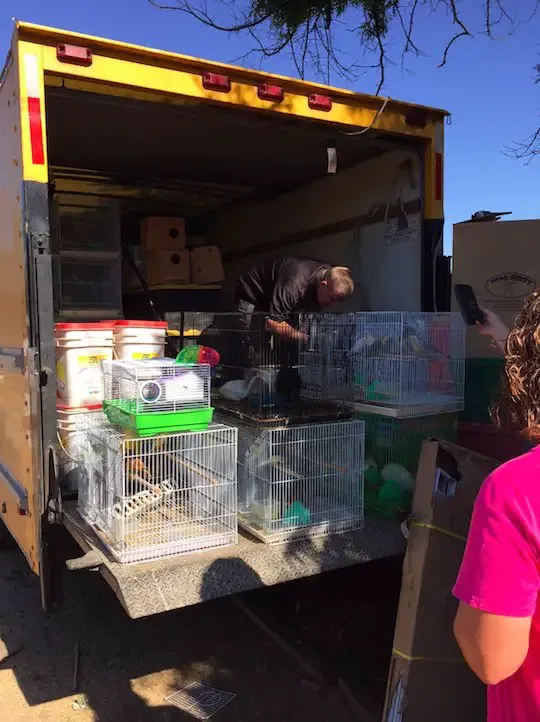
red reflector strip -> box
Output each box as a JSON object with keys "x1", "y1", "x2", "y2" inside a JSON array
[
  {"x1": 258, "y1": 83, "x2": 284, "y2": 102},
  {"x1": 308, "y1": 94, "x2": 332, "y2": 112},
  {"x1": 435, "y1": 153, "x2": 443, "y2": 201},
  {"x1": 57, "y1": 44, "x2": 93, "y2": 67},
  {"x1": 202, "y1": 72, "x2": 231, "y2": 92},
  {"x1": 28, "y1": 97, "x2": 45, "y2": 165}
]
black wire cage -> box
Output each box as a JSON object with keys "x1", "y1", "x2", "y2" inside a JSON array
[{"x1": 188, "y1": 312, "x2": 356, "y2": 425}]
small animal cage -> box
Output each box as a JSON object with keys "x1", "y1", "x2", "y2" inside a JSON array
[
  {"x1": 78, "y1": 423, "x2": 238, "y2": 563},
  {"x1": 54, "y1": 256, "x2": 122, "y2": 314},
  {"x1": 51, "y1": 202, "x2": 121, "y2": 253},
  {"x1": 191, "y1": 312, "x2": 353, "y2": 425},
  {"x1": 299, "y1": 313, "x2": 357, "y2": 404},
  {"x1": 102, "y1": 360, "x2": 213, "y2": 436},
  {"x1": 350, "y1": 312, "x2": 465, "y2": 418},
  {"x1": 227, "y1": 418, "x2": 364, "y2": 544},
  {"x1": 358, "y1": 412, "x2": 458, "y2": 520}
]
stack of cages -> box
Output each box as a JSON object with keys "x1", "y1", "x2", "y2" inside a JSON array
[
  {"x1": 51, "y1": 197, "x2": 122, "y2": 321},
  {"x1": 347, "y1": 311, "x2": 465, "y2": 520},
  {"x1": 74, "y1": 357, "x2": 239, "y2": 563},
  {"x1": 187, "y1": 311, "x2": 365, "y2": 543},
  {"x1": 77, "y1": 421, "x2": 238, "y2": 563}
]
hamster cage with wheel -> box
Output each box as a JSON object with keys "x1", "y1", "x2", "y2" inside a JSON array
[{"x1": 102, "y1": 359, "x2": 213, "y2": 436}]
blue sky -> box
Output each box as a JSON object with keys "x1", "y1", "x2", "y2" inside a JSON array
[{"x1": 1, "y1": 1, "x2": 538, "y2": 253}]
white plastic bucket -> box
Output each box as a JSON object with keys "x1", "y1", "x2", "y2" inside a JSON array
[
  {"x1": 55, "y1": 322, "x2": 114, "y2": 407},
  {"x1": 112, "y1": 320, "x2": 167, "y2": 361},
  {"x1": 57, "y1": 405, "x2": 104, "y2": 491}
]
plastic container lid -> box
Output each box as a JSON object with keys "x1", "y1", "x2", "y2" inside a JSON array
[
  {"x1": 57, "y1": 403, "x2": 103, "y2": 412},
  {"x1": 55, "y1": 322, "x2": 115, "y2": 331},
  {"x1": 112, "y1": 320, "x2": 168, "y2": 329}
]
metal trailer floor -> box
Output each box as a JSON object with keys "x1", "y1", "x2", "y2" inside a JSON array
[{"x1": 62, "y1": 501, "x2": 405, "y2": 618}]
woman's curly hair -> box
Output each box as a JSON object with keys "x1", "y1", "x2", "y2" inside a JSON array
[{"x1": 493, "y1": 289, "x2": 540, "y2": 441}]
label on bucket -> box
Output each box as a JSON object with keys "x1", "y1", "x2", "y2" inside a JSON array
[
  {"x1": 132, "y1": 352, "x2": 160, "y2": 360},
  {"x1": 78, "y1": 354, "x2": 108, "y2": 400},
  {"x1": 78, "y1": 354, "x2": 107, "y2": 367}
]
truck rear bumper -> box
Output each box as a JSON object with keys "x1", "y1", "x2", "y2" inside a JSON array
[{"x1": 62, "y1": 501, "x2": 404, "y2": 618}]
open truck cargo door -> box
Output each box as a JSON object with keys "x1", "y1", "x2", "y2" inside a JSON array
[
  {"x1": 0, "y1": 39, "x2": 57, "y2": 607},
  {"x1": 0, "y1": 21, "x2": 449, "y2": 617}
]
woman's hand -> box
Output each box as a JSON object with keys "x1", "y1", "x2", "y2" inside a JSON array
[{"x1": 476, "y1": 308, "x2": 509, "y2": 352}]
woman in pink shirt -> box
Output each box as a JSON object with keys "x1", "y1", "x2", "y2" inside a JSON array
[{"x1": 453, "y1": 297, "x2": 540, "y2": 721}]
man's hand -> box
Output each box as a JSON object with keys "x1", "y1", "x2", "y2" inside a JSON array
[
  {"x1": 265, "y1": 318, "x2": 308, "y2": 343},
  {"x1": 476, "y1": 308, "x2": 509, "y2": 353}
]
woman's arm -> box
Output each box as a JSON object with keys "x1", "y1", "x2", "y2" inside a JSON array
[
  {"x1": 454, "y1": 603, "x2": 532, "y2": 685},
  {"x1": 453, "y1": 469, "x2": 540, "y2": 685},
  {"x1": 476, "y1": 308, "x2": 510, "y2": 353}
]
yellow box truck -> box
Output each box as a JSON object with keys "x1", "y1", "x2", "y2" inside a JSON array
[{"x1": 0, "y1": 21, "x2": 448, "y2": 617}]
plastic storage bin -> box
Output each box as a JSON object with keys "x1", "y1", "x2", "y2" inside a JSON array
[
  {"x1": 358, "y1": 413, "x2": 458, "y2": 520},
  {"x1": 113, "y1": 320, "x2": 168, "y2": 361},
  {"x1": 55, "y1": 322, "x2": 114, "y2": 407},
  {"x1": 462, "y1": 358, "x2": 505, "y2": 423}
]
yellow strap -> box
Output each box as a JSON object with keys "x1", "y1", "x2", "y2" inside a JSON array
[
  {"x1": 410, "y1": 521, "x2": 467, "y2": 543},
  {"x1": 393, "y1": 648, "x2": 464, "y2": 664}
]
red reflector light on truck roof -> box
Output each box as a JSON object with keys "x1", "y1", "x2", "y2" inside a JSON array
[
  {"x1": 308, "y1": 94, "x2": 332, "y2": 112},
  {"x1": 258, "y1": 83, "x2": 284, "y2": 102},
  {"x1": 202, "y1": 72, "x2": 231, "y2": 92},
  {"x1": 56, "y1": 44, "x2": 93, "y2": 67}
]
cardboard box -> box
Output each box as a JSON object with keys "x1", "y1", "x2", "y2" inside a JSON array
[
  {"x1": 141, "y1": 217, "x2": 186, "y2": 251},
  {"x1": 145, "y1": 249, "x2": 190, "y2": 286},
  {"x1": 190, "y1": 246, "x2": 225, "y2": 285},
  {"x1": 452, "y1": 219, "x2": 540, "y2": 358},
  {"x1": 383, "y1": 440, "x2": 498, "y2": 722}
]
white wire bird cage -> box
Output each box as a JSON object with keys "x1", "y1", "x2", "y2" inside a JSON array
[
  {"x1": 78, "y1": 422, "x2": 238, "y2": 563},
  {"x1": 190, "y1": 312, "x2": 353, "y2": 425},
  {"x1": 350, "y1": 312, "x2": 465, "y2": 418},
  {"x1": 226, "y1": 418, "x2": 364, "y2": 544},
  {"x1": 102, "y1": 359, "x2": 213, "y2": 436}
]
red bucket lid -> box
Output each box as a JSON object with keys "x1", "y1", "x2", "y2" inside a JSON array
[
  {"x1": 57, "y1": 403, "x2": 103, "y2": 411},
  {"x1": 55, "y1": 322, "x2": 114, "y2": 331},
  {"x1": 113, "y1": 320, "x2": 168, "y2": 329}
]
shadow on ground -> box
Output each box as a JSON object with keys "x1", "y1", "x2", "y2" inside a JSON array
[{"x1": 0, "y1": 533, "x2": 357, "y2": 722}]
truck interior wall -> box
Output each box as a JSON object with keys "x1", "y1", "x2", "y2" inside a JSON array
[{"x1": 212, "y1": 149, "x2": 423, "y2": 312}]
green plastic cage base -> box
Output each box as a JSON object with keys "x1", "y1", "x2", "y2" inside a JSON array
[{"x1": 103, "y1": 401, "x2": 214, "y2": 437}]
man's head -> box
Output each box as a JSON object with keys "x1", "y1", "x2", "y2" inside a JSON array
[{"x1": 317, "y1": 266, "x2": 355, "y2": 308}]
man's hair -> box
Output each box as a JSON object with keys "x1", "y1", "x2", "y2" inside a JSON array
[{"x1": 325, "y1": 266, "x2": 355, "y2": 298}]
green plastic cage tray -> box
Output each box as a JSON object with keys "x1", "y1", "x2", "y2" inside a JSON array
[{"x1": 103, "y1": 400, "x2": 214, "y2": 437}]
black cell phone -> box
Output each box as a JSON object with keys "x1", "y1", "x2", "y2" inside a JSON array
[{"x1": 453, "y1": 284, "x2": 486, "y2": 326}]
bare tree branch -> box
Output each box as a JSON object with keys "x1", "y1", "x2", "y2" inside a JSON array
[
  {"x1": 148, "y1": 0, "x2": 539, "y2": 158},
  {"x1": 504, "y1": 127, "x2": 540, "y2": 163},
  {"x1": 148, "y1": 0, "x2": 270, "y2": 33}
]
